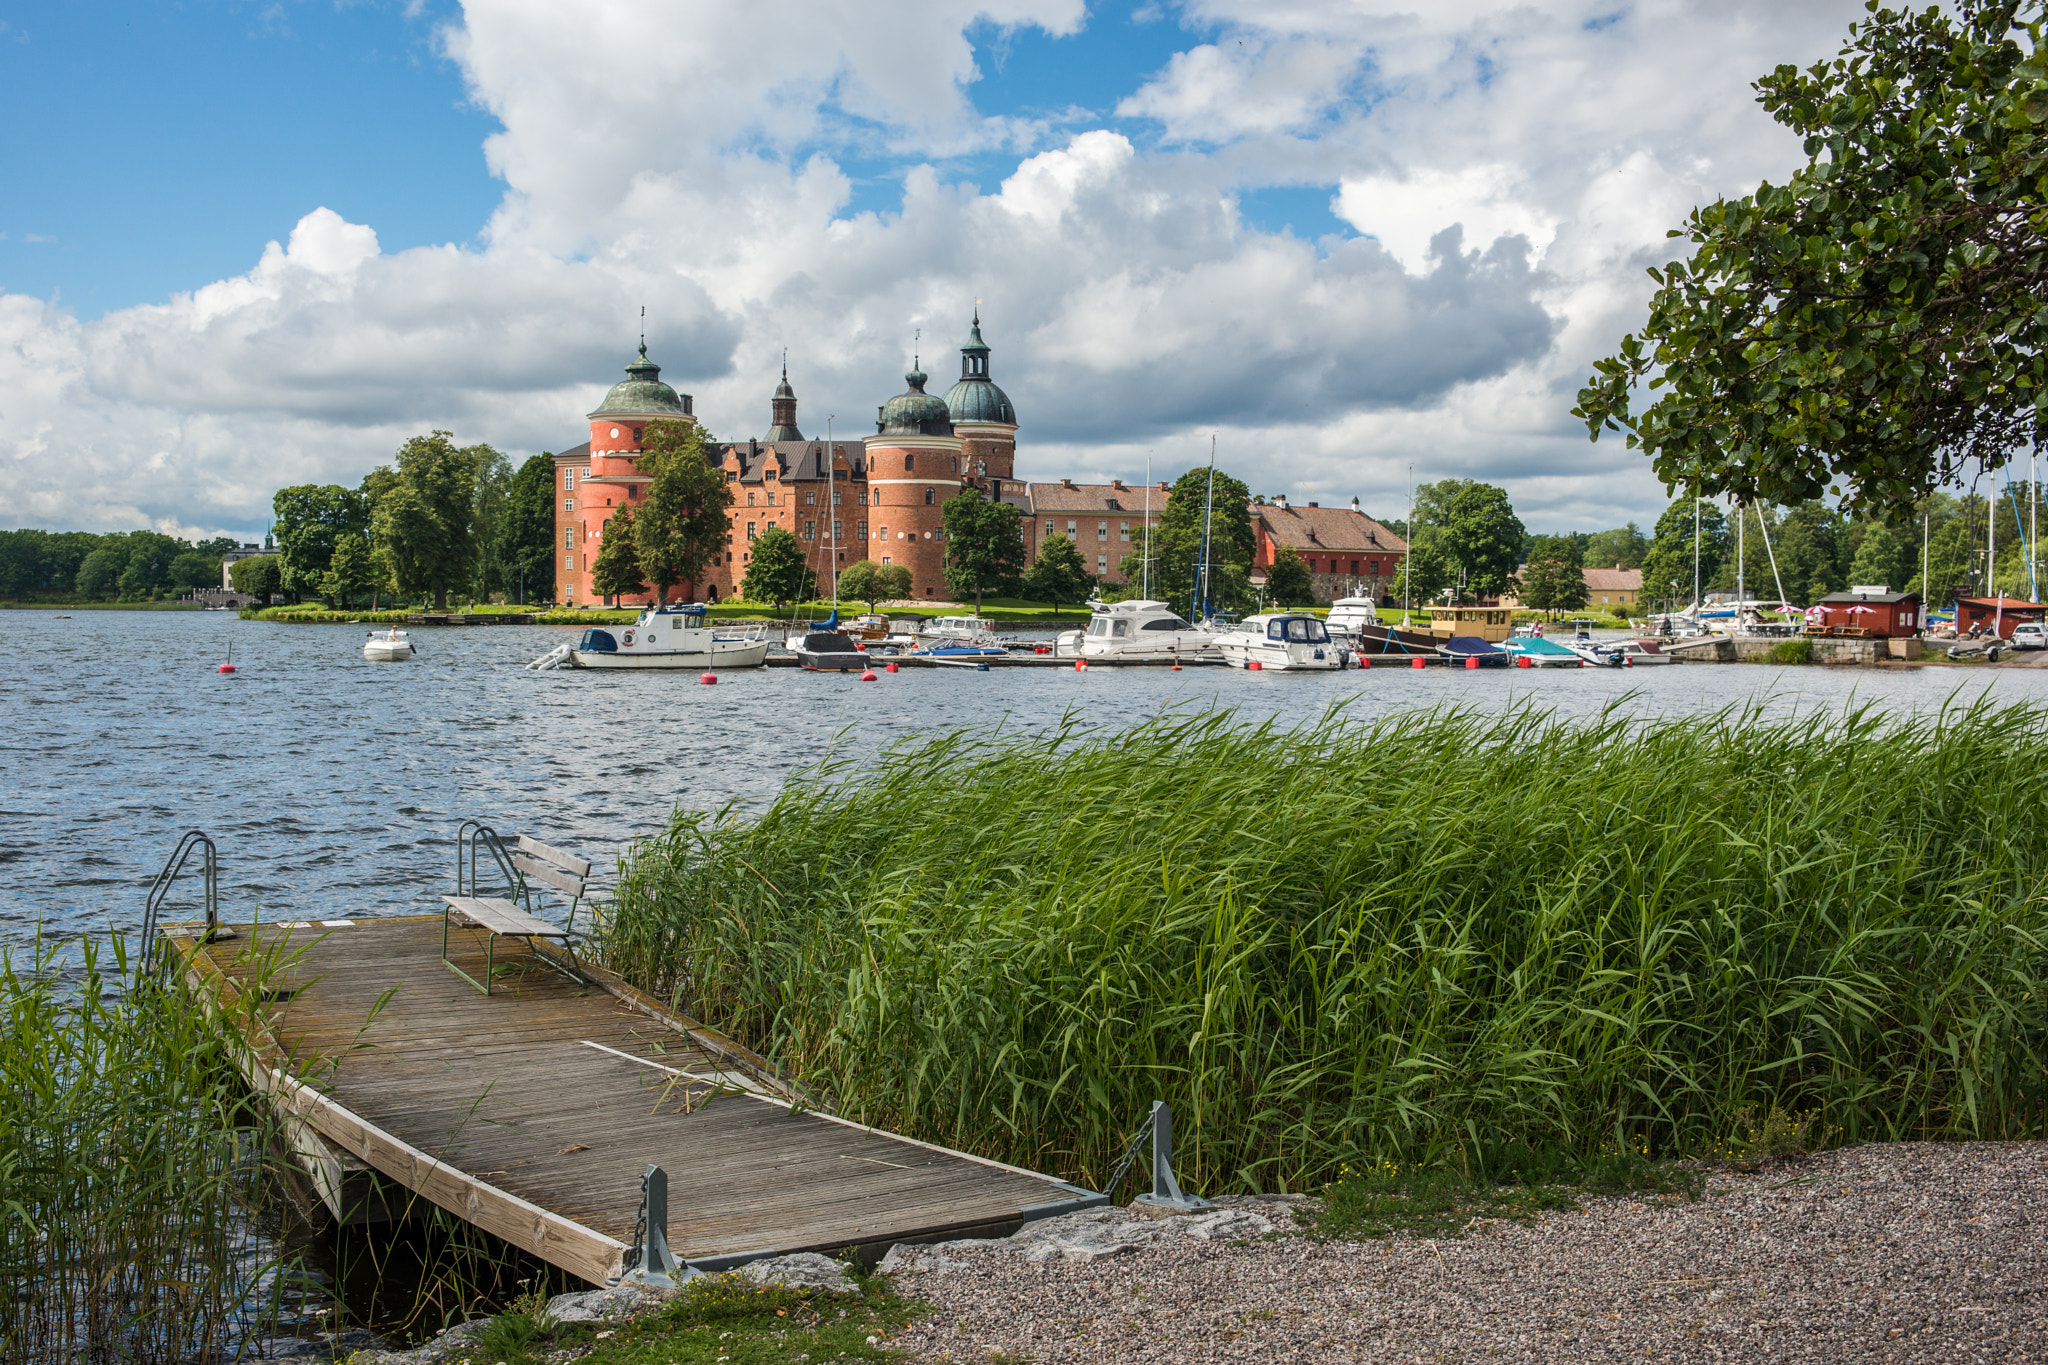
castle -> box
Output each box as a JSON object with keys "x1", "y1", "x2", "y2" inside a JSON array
[{"x1": 553, "y1": 316, "x2": 1406, "y2": 606}]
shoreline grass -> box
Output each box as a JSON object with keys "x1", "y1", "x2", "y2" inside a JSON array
[{"x1": 599, "y1": 696, "x2": 2048, "y2": 1198}]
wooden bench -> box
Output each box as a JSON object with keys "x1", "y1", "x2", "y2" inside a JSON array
[{"x1": 441, "y1": 828, "x2": 595, "y2": 996}]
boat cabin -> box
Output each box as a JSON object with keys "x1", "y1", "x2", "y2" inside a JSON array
[{"x1": 1426, "y1": 605, "x2": 1513, "y2": 642}]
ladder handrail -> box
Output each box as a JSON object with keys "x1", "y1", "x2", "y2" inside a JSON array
[
  {"x1": 455, "y1": 820, "x2": 521, "y2": 900},
  {"x1": 143, "y1": 829, "x2": 222, "y2": 961}
]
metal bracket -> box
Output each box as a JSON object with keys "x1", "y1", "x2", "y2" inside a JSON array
[
  {"x1": 621, "y1": 1164, "x2": 693, "y2": 1287},
  {"x1": 1130, "y1": 1101, "x2": 1213, "y2": 1215}
]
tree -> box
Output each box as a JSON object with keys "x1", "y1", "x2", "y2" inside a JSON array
[
  {"x1": 741, "y1": 526, "x2": 814, "y2": 606},
  {"x1": 114, "y1": 531, "x2": 183, "y2": 600},
  {"x1": 370, "y1": 431, "x2": 484, "y2": 610},
  {"x1": 837, "y1": 559, "x2": 885, "y2": 611},
  {"x1": 169, "y1": 551, "x2": 219, "y2": 592},
  {"x1": 1391, "y1": 542, "x2": 1450, "y2": 611},
  {"x1": 500, "y1": 453, "x2": 558, "y2": 605},
  {"x1": 939, "y1": 488, "x2": 1026, "y2": 611},
  {"x1": 1438, "y1": 483, "x2": 1525, "y2": 598},
  {"x1": 590, "y1": 504, "x2": 648, "y2": 602},
  {"x1": 1265, "y1": 546, "x2": 1315, "y2": 606},
  {"x1": 322, "y1": 533, "x2": 381, "y2": 608},
  {"x1": 1022, "y1": 533, "x2": 1093, "y2": 616},
  {"x1": 74, "y1": 544, "x2": 125, "y2": 600},
  {"x1": 1640, "y1": 497, "x2": 1728, "y2": 609},
  {"x1": 1584, "y1": 523, "x2": 1648, "y2": 571},
  {"x1": 1519, "y1": 535, "x2": 1589, "y2": 616},
  {"x1": 467, "y1": 446, "x2": 513, "y2": 600},
  {"x1": 1141, "y1": 467, "x2": 1257, "y2": 619},
  {"x1": 635, "y1": 421, "x2": 733, "y2": 605},
  {"x1": 228, "y1": 554, "x2": 282, "y2": 605},
  {"x1": 1772, "y1": 501, "x2": 1849, "y2": 605},
  {"x1": 1576, "y1": 3, "x2": 2048, "y2": 519},
  {"x1": 273, "y1": 485, "x2": 369, "y2": 604},
  {"x1": 1848, "y1": 520, "x2": 1908, "y2": 591}
]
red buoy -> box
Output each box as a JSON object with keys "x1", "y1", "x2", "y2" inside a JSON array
[
  {"x1": 217, "y1": 664, "x2": 236, "y2": 674},
  {"x1": 885, "y1": 661, "x2": 899, "y2": 673},
  {"x1": 1465, "y1": 656, "x2": 1479, "y2": 670},
  {"x1": 1171, "y1": 662, "x2": 1182, "y2": 671},
  {"x1": 1516, "y1": 656, "x2": 1532, "y2": 668},
  {"x1": 1411, "y1": 657, "x2": 1425, "y2": 670},
  {"x1": 860, "y1": 669, "x2": 878, "y2": 681},
  {"x1": 1249, "y1": 660, "x2": 1262, "y2": 670},
  {"x1": 1075, "y1": 660, "x2": 1086, "y2": 671},
  {"x1": 700, "y1": 673, "x2": 718, "y2": 685}
]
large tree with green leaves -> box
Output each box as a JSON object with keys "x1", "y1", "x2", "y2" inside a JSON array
[
  {"x1": 228, "y1": 554, "x2": 282, "y2": 605},
  {"x1": 1265, "y1": 546, "x2": 1315, "y2": 606},
  {"x1": 634, "y1": 421, "x2": 733, "y2": 605},
  {"x1": 1641, "y1": 497, "x2": 1729, "y2": 609},
  {"x1": 273, "y1": 485, "x2": 369, "y2": 604},
  {"x1": 1584, "y1": 523, "x2": 1648, "y2": 571},
  {"x1": 740, "y1": 526, "x2": 814, "y2": 606},
  {"x1": 466, "y1": 446, "x2": 514, "y2": 600},
  {"x1": 1022, "y1": 533, "x2": 1093, "y2": 616},
  {"x1": 370, "y1": 431, "x2": 487, "y2": 610},
  {"x1": 1519, "y1": 535, "x2": 1588, "y2": 616},
  {"x1": 1391, "y1": 542, "x2": 1450, "y2": 612},
  {"x1": 591, "y1": 505, "x2": 648, "y2": 602},
  {"x1": 498, "y1": 453, "x2": 558, "y2": 605},
  {"x1": 940, "y1": 489, "x2": 1026, "y2": 611},
  {"x1": 1437, "y1": 482, "x2": 1526, "y2": 599},
  {"x1": 1142, "y1": 467, "x2": 1256, "y2": 619},
  {"x1": 1576, "y1": 2, "x2": 2048, "y2": 518}
]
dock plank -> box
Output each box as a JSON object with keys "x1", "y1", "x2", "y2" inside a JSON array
[{"x1": 166, "y1": 915, "x2": 1093, "y2": 1282}]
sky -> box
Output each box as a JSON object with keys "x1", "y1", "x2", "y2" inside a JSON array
[{"x1": 0, "y1": 0, "x2": 1877, "y2": 542}]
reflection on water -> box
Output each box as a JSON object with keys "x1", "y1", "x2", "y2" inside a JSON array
[{"x1": 5, "y1": 609, "x2": 2044, "y2": 943}]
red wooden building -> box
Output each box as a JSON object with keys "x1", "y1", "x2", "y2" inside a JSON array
[
  {"x1": 1810, "y1": 590, "x2": 1923, "y2": 637},
  {"x1": 1953, "y1": 596, "x2": 2045, "y2": 639}
]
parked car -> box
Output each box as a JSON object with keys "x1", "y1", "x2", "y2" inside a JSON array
[{"x1": 2013, "y1": 622, "x2": 2047, "y2": 651}]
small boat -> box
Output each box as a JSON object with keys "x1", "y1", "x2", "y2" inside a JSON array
[
  {"x1": 51, "y1": 614, "x2": 71, "y2": 619},
  {"x1": 1213, "y1": 613, "x2": 1340, "y2": 671},
  {"x1": 363, "y1": 628, "x2": 416, "y2": 661},
  {"x1": 1054, "y1": 599, "x2": 1219, "y2": 660},
  {"x1": 1437, "y1": 635, "x2": 1509, "y2": 667},
  {"x1": 908, "y1": 640, "x2": 1007, "y2": 661},
  {"x1": 919, "y1": 615, "x2": 1000, "y2": 643},
  {"x1": 792, "y1": 631, "x2": 870, "y2": 671},
  {"x1": 1610, "y1": 639, "x2": 1675, "y2": 665},
  {"x1": 542, "y1": 605, "x2": 770, "y2": 669},
  {"x1": 1500, "y1": 636, "x2": 1584, "y2": 667},
  {"x1": 844, "y1": 614, "x2": 891, "y2": 641}
]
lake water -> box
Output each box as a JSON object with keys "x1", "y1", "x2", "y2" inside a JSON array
[{"x1": 6, "y1": 609, "x2": 2046, "y2": 946}]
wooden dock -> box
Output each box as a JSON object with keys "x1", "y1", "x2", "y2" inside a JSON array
[{"x1": 165, "y1": 916, "x2": 1100, "y2": 1284}]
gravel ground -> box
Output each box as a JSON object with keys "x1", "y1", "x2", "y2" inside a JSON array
[{"x1": 883, "y1": 1142, "x2": 2048, "y2": 1363}]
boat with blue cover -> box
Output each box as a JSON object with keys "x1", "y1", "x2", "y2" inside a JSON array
[
  {"x1": 1437, "y1": 635, "x2": 1510, "y2": 667},
  {"x1": 1499, "y1": 636, "x2": 1584, "y2": 667}
]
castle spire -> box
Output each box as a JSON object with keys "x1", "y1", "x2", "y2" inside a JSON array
[{"x1": 766, "y1": 352, "x2": 803, "y2": 442}]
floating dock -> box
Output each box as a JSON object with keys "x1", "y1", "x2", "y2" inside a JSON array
[{"x1": 164, "y1": 917, "x2": 1100, "y2": 1284}]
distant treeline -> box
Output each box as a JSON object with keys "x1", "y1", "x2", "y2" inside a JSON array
[{"x1": 0, "y1": 528, "x2": 242, "y2": 602}]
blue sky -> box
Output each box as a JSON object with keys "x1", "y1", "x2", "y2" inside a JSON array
[{"x1": 0, "y1": 0, "x2": 1870, "y2": 538}]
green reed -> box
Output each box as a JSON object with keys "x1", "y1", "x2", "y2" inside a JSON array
[
  {"x1": 599, "y1": 696, "x2": 2048, "y2": 1195},
  {"x1": 0, "y1": 934, "x2": 287, "y2": 1364}
]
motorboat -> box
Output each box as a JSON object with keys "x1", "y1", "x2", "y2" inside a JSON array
[
  {"x1": 792, "y1": 632, "x2": 870, "y2": 671},
  {"x1": 1213, "y1": 613, "x2": 1341, "y2": 671},
  {"x1": 1323, "y1": 596, "x2": 1378, "y2": 649},
  {"x1": 1609, "y1": 639, "x2": 1675, "y2": 665},
  {"x1": 920, "y1": 615, "x2": 999, "y2": 643},
  {"x1": 1054, "y1": 599, "x2": 1220, "y2": 660},
  {"x1": 363, "y1": 628, "x2": 416, "y2": 661},
  {"x1": 1563, "y1": 620, "x2": 1625, "y2": 667},
  {"x1": 844, "y1": 614, "x2": 890, "y2": 641},
  {"x1": 532, "y1": 605, "x2": 770, "y2": 670},
  {"x1": 908, "y1": 639, "x2": 1007, "y2": 661},
  {"x1": 1500, "y1": 636, "x2": 1584, "y2": 667},
  {"x1": 1437, "y1": 635, "x2": 1509, "y2": 667}
]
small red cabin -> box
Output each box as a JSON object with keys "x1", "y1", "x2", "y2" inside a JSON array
[
  {"x1": 1810, "y1": 590, "x2": 1923, "y2": 638},
  {"x1": 1953, "y1": 596, "x2": 2045, "y2": 640}
]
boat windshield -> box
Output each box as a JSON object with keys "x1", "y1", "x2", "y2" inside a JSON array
[
  {"x1": 1087, "y1": 619, "x2": 1111, "y2": 637},
  {"x1": 1281, "y1": 618, "x2": 1327, "y2": 643}
]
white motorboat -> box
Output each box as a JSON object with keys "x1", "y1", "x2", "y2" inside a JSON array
[
  {"x1": 1213, "y1": 613, "x2": 1341, "y2": 671},
  {"x1": 1323, "y1": 596, "x2": 1379, "y2": 649},
  {"x1": 534, "y1": 605, "x2": 770, "y2": 670},
  {"x1": 1609, "y1": 639, "x2": 1676, "y2": 665},
  {"x1": 363, "y1": 628, "x2": 416, "y2": 661},
  {"x1": 919, "y1": 615, "x2": 1001, "y2": 643},
  {"x1": 1055, "y1": 599, "x2": 1220, "y2": 659}
]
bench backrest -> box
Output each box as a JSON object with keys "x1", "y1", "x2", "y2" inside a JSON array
[{"x1": 510, "y1": 835, "x2": 594, "y2": 926}]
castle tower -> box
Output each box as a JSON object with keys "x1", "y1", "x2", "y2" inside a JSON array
[
  {"x1": 559, "y1": 342, "x2": 694, "y2": 605},
  {"x1": 765, "y1": 354, "x2": 804, "y2": 442},
  {"x1": 864, "y1": 357, "x2": 964, "y2": 599},
  {"x1": 943, "y1": 309, "x2": 1018, "y2": 491}
]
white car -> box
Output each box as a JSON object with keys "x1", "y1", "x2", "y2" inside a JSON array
[{"x1": 2011, "y1": 623, "x2": 2047, "y2": 651}]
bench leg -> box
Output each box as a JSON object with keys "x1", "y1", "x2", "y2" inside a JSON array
[
  {"x1": 442, "y1": 912, "x2": 495, "y2": 996},
  {"x1": 523, "y1": 934, "x2": 592, "y2": 988}
]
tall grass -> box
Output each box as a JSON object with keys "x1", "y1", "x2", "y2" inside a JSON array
[
  {"x1": 0, "y1": 935, "x2": 286, "y2": 1364},
  {"x1": 600, "y1": 697, "x2": 2048, "y2": 1195}
]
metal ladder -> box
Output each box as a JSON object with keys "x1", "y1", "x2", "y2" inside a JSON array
[{"x1": 141, "y1": 829, "x2": 232, "y2": 962}]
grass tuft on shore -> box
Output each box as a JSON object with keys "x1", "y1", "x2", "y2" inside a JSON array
[{"x1": 600, "y1": 696, "x2": 2048, "y2": 1197}]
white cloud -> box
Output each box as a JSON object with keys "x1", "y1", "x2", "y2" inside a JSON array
[{"x1": 0, "y1": 0, "x2": 1877, "y2": 538}]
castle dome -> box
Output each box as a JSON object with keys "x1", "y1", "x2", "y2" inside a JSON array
[
  {"x1": 942, "y1": 310, "x2": 1016, "y2": 426},
  {"x1": 588, "y1": 342, "x2": 685, "y2": 419},
  {"x1": 765, "y1": 354, "x2": 804, "y2": 442},
  {"x1": 877, "y1": 362, "x2": 955, "y2": 437}
]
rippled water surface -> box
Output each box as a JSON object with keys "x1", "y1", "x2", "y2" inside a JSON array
[{"x1": 8, "y1": 609, "x2": 2047, "y2": 944}]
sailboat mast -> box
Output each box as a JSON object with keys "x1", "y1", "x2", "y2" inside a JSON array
[
  {"x1": 1736, "y1": 497, "x2": 1745, "y2": 629},
  {"x1": 1143, "y1": 451, "x2": 1152, "y2": 601},
  {"x1": 1198, "y1": 435, "x2": 1217, "y2": 619},
  {"x1": 1992, "y1": 476, "x2": 2000, "y2": 635},
  {"x1": 1692, "y1": 490, "x2": 1701, "y2": 614}
]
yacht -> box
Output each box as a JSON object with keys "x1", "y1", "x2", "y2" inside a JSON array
[
  {"x1": 1323, "y1": 597, "x2": 1378, "y2": 648},
  {"x1": 919, "y1": 615, "x2": 1000, "y2": 643},
  {"x1": 1213, "y1": 613, "x2": 1341, "y2": 671},
  {"x1": 1054, "y1": 599, "x2": 1220, "y2": 660},
  {"x1": 363, "y1": 627, "x2": 416, "y2": 661},
  {"x1": 534, "y1": 605, "x2": 770, "y2": 670}
]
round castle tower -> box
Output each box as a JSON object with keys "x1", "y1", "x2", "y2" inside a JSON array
[
  {"x1": 576, "y1": 342, "x2": 694, "y2": 605},
  {"x1": 863, "y1": 358, "x2": 963, "y2": 597}
]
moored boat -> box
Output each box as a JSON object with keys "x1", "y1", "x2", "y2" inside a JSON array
[
  {"x1": 547, "y1": 605, "x2": 771, "y2": 669},
  {"x1": 1055, "y1": 599, "x2": 1219, "y2": 659},
  {"x1": 793, "y1": 632, "x2": 870, "y2": 671},
  {"x1": 1499, "y1": 636, "x2": 1584, "y2": 667},
  {"x1": 1213, "y1": 613, "x2": 1340, "y2": 670},
  {"x1": 1437, "y1": 635, "x2": 1509, "y2": 667}
]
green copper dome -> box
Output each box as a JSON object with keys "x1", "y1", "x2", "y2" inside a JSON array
[
  {"x1": 877, "y1": 363, "x2": 954, "y2": 437},
  {"x1": 942, "y1": 310, "x2": 1016, "y2": 425},
  {"x1": 589, "y1": 343, "x2": 685, "y2": 418}
]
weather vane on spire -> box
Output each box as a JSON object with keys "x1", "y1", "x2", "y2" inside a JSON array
[{"x1": 913, "y1": 327, "x2": 921, "y2": 369}]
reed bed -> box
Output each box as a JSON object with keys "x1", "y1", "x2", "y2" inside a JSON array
[
  {"x1": 600, "y1": 697, "x2": 2048, "y2": 1195},
  {"x1": 0, "y1": 935, "x2": 285, "y2": 1364}
]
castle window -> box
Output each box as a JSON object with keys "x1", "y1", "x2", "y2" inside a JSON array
[
  {"x1": 951, "y1": 456, "x2": 958, "y2": 473},
  {"x1": 1351, "y1": 560, "x2": 1359, "y2": 574},
  {"x1": 924, "y1": 488, "x2": 936, "y2": 505},
  {"x1": 804, "y1": 521, "x2": 815, "y2": 540},
  {"x1": 767, "y1": 491, "x2": 776, "y2": 506},
  {"x1": 806, "y1": 490, "x2": 815, "y2": 505},
  {"x1": 564, "y1": 554, "x2": 574, "y2": 570},
  {"x1": 747, "y1": 522, "x2": 757, "y2": 540},
  {"x1": 564, "y1": 528, "x2": 574, "y2": 550},
  {"x1": 1097, "y1": 554, "x2": 1108, "y2": 573},
  {"x1": 727, "y1": 470, "x2": 736, "y2": 482},
  {"x1": 904, "y1": 453, "x2": 915, "y2": 471},
  {"x1": 879, "y1": 525, "x2": 888, "y2": 541},
  {"x1": 564, "y1": 470, "x2": 575, "y2": 489},
  {"x1": 748, "y1": 492, "x2": 756, "y2": 506},
  {"x1": 1120, "y1": 521, "x2": 1130, "y2": 541},
  {"x1": 563, "y1": 498, "x2": 574, "y2": 513},
  {"x1": 833, "y1": 520, "x2": 843, "y2": 542},
  {"x1": 1045, "y1": 520, "x2": 1054, "y2": 538},
  {"x1": 1097, "y1": 521, "x2": 1108, "y2": 541},
  {"x1": 833, "y1": 489, "x2": 842, "y2": 505},
  {"x1": 1066, "y1": 520, "x2": 1077, "y2": 536},
  {"x1": 858, "y1": 521, "x2": 868, "y2": 540},
  {"x1": 858, "y1": 490, "x2": 868, "y2": 506},
  {"x1": 766, "y1": 467, "x2": 777, "y2": 480}
]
